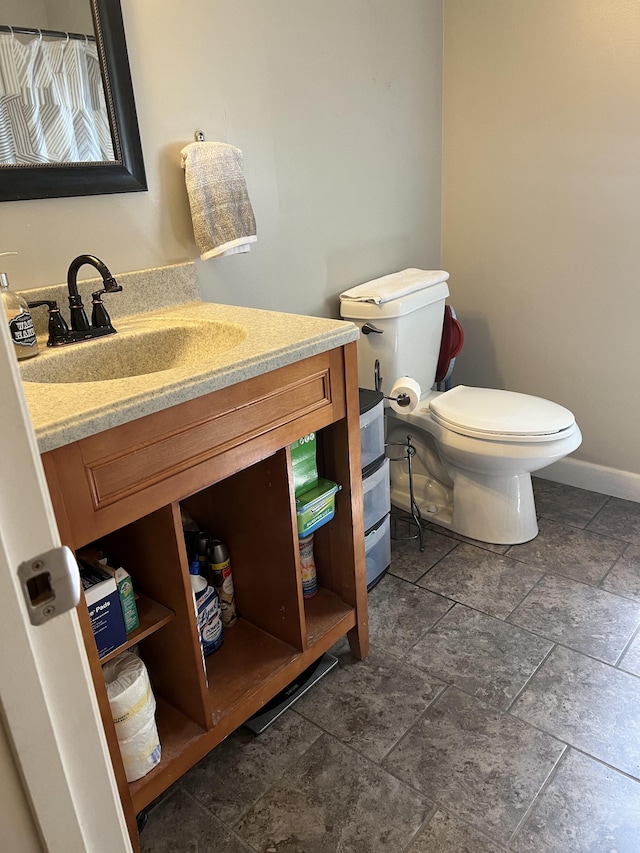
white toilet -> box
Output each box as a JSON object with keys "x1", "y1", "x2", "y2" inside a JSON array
[{"x1": 340, "y1": 269, "x2": 582, "y2": 545}]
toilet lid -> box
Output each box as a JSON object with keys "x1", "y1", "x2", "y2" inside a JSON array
[{"x1": 429, "y1": 386, "x2": 576, "y2": 440}]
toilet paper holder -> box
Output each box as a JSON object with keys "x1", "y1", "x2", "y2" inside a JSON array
[
  {"x1": 385, "y1": 391, "x2": 411, "y2": 407},
  {"x1": 374, "y1": 359, "x2": 413, "y2": 408},
  {"x1": 374, "y1": 361, "x2": 420, "y2": 411}
]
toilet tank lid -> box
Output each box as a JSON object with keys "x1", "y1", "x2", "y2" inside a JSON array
[
  {"x1": 430, "y1": 386, "x2": 576, "y2": 437},
  {"x1": 340, "y1": 272, "x2": 450, "y2": 320}
]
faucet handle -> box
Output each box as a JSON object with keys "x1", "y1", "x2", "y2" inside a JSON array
[
  {"x1": 90, "y1": 290, "x2": 116, "y2": 331},
  {"x1": 27, "y1": 300, "x2": 70, "y2": 346}
]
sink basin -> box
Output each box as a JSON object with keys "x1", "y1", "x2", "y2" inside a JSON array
[{"x1": 20, "y1": 319, "x2": 247, "y2": 383}]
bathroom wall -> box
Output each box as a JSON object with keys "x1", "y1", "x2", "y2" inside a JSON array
[
  {"x1": 442, "y1": 0, "x2": 640, "y2": 489},
  {"x1": 0, "y1": 0, "x2": 443, "y2": 320}
]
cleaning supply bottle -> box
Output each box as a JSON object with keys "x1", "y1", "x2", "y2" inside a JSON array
[
  {"x1": 298, "y1": 533, "x2": 318, "y2": 598},
  {"x1": 189, "y1": 559, "x2": 224, "y2": 655},
  {"x1": 208, "y1": 539, "x2": 237, "y2": 627},
  {"x1": 0, "y1": 253, "x2": 39, "y2": 361}
]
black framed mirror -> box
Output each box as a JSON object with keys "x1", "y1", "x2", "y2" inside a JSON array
[{"x1": 0, "y1": 0, "x2": 146, "y2": 202}]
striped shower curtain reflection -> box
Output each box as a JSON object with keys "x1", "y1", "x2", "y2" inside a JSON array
[{"x1": 0, "y1": 30, "x2": 114, "y2": 165}]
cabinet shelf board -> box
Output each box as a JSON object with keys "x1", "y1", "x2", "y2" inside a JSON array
[
  {"x1": 205, "y1": 618, "x2": 299, "y2": 726},
  {"x1": 305, "y1": 586, "x2": 355, "y2": 647},
  {"x1": 130, "y1": 696, "x2": 208, "y2": 812},
  {"x1": 99, "y1": 593, "x2": 175, "y2": 665}
]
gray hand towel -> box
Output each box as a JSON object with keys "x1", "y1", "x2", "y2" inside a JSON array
[{"x1": 180, "y1": 141, "x2": 257, "y2": 259}]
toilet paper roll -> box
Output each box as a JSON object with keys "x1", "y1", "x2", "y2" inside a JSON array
[
  {"x1": 118, "y1": 714, "x2": 161, "y2": 782},
  {"x1": 103, "y1": 651, "x2": 161, "y2": 781},
  {"x1": 389, "y1": 376, "x2": 421, "y2": 414},
  {"x1": 103, "y1": 652, "x2": 156, "y2": 741}
]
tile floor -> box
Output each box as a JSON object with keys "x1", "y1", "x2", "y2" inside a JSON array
[{"x1": 140, "y1": 478, "x2": 640, "y2": 852}]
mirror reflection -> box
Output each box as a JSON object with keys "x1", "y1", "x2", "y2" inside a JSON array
[
  {"x1": 0, "y1": 0, "x2": 146, "y2": 201},
  {"x1": 0, "y1": 1, "x2": 114, "y2": 164}
]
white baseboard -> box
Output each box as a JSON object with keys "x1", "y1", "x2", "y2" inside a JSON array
[{"x1": 536, "y1": 458, "x2": 640, "y2": 503}]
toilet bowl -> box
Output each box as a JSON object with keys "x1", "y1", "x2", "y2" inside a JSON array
[
  {"x1": 339, "y1": 269, "x2": 582, "y2": 545},
  {"x1": 386, "y1": 386, "x2": 582, "y2": 544}
]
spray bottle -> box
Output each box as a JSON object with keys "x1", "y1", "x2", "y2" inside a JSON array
[
  {"x1": 189, "y1": 558, "x2": 224, "y2": 655},
  {"x1": 208, "y1": 539, "x2": 237, "y2": 627}
]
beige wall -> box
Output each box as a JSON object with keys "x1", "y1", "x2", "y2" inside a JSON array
[
  {"x1": 0, "y1": 0, "x2": 443, "y2": 320},
  {"x1": 442, "y1": 0, "x2": 640, "y2": 478}
]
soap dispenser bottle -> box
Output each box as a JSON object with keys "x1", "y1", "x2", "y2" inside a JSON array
[{"x1": 0, "y1": 254, "x2": 39, "y2": 360}]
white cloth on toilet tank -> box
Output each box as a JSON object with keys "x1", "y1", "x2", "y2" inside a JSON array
[{"x1": 340, "y1": 268, "x2": 449, "y2": 305}]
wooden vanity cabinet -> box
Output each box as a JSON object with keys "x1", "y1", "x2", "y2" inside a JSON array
[{"x1": 41, "y1": 342, "x2": 368, "y2": 851}]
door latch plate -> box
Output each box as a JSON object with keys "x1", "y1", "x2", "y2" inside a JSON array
[{"x1": 18, "y1": 546, "x2": 81, "y2": 626}]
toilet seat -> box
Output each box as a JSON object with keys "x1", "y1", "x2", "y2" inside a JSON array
[{"x1": 429, "y1": 386, "x2": 576, "y2": 443}]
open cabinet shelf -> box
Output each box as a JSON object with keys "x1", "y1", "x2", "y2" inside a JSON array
[
  {"x1": 304, "y1": 586, "x2": 356, "y2": 647},
  {"x1": 205, "y1": 618, "x2": 299, "y2": 726},
  {"x1": 99, "y1": 593, "x2": 175, "y2": 666},
  {"x1": 41, "y1": 344, "x2": 368, "y2": 852}
]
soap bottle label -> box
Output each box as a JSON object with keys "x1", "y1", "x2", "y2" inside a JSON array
[{"x1": 9, "y1": 310, "x2": 36, "y2": 349}]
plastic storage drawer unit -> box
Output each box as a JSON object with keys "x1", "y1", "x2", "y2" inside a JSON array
[
  {"x1": 359, "y1": 389, "x2": 384, "y2": 470},
  {"x1": 364, "y1": 514, "x2": 391, "y2": 588},
  {"x1": 362, "y1": 457, "x2": 391, "y2": 534}
]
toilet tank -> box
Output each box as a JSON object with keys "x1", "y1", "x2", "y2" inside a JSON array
[{"x1": 340, "y1": 280, "x2": 449, "y2": 397}]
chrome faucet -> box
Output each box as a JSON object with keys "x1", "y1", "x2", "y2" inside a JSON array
[{"x1": 28, "y1": 255, "x2": 122, "y2": 347}]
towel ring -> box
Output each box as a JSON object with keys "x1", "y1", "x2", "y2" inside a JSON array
[{"x1": 194, "y1": 130, "x2": 205, "y2": 142}]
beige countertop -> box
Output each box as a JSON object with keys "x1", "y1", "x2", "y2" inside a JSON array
[{"x1": 19, "y1": 264, "x2": 358, "y2": 453}]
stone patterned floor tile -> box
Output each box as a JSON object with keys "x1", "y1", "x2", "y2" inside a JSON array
[
  {"x1": 510, "y1": 645, "x2": 640, "y2": 779},
  {"x1": 181, "y1": 710, "x2": 322, "y2": 826},
  {"x1": 382, "y1": 687, "x2": 565, "y2": 846},
  {"x1": 367, "y1": 573, "x2": 453, "y2": 655},
  {"x1": 294, "y1": 645, "x2": 445, "y2": 761},
  {"x1": 531, "y1": 478, "x2": 608, "y2": 528},
  {"x1": 235, "y1": 733, "x2": 432, "y2": 853},
  {"x1": 406, "y1": 809, "x2": 509, "y2": 853},
  {"x1": 507, "y1": 573, "x2": 640, "y2": 663},
  {"x1": 618, "y1": 631, "x2": 640, "y2": 676},
  {"x1": 141, "y1": 788, "x2": 253, "y2": 853},
  {"x1": 512, "y1": 749, "x2": 640, "y2": 852},
  {"x1": 389, "y1": 524, "x2": 459, "y2": 583},
  {"x1": 426, "y1": 521, "x2": 511, "y2": 554},
  {"x1": 407, "y1": 604, "x2": 553, "y2": 710},
  {"x1": 601, "y1": 543, "x2": 640, "y2": 602},
  {"x1": 586, "y1": 496, "x2": 640, "y2": 545},
  {"x1": 506, "y1": 517, "x2": 625, "y2": 585},
  {"x1": 416, "y1": 543, "x2": 543, "y2": 619}
]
